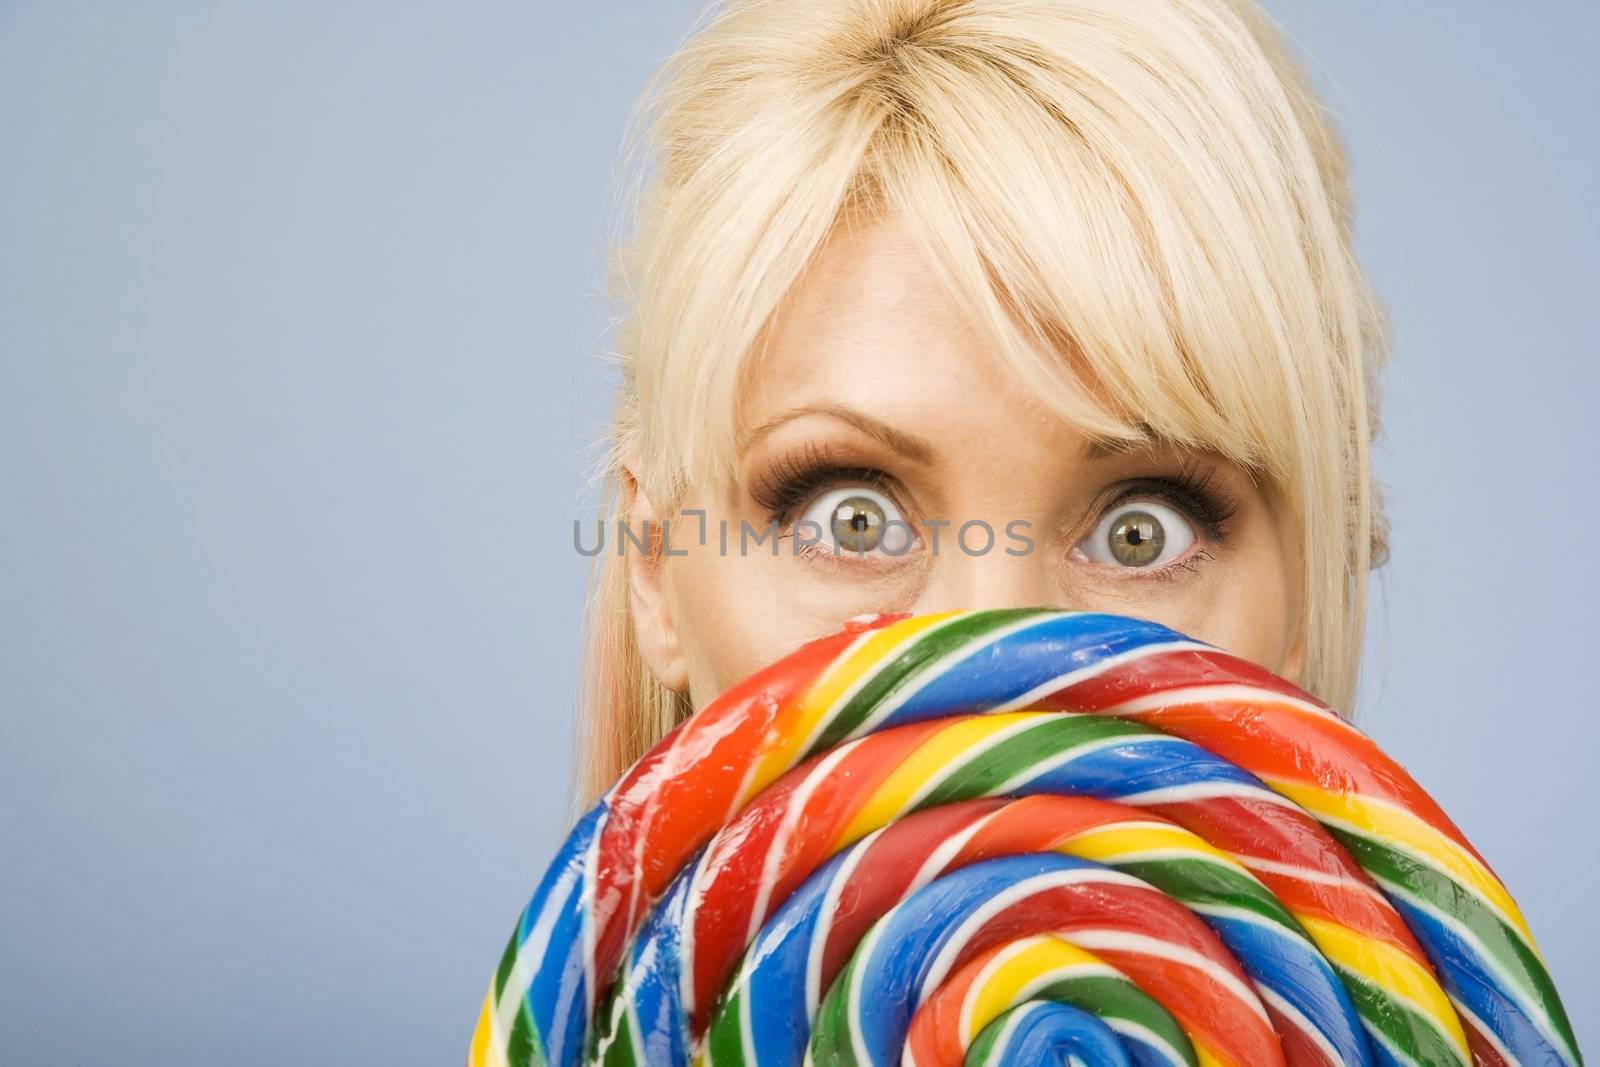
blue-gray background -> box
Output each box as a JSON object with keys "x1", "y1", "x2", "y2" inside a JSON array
[{"x1": 2, "y1": 2, "x2": 1595, "y2": 1061}]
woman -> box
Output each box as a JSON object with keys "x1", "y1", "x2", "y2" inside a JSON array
[{"x1": 576, "y1": 0, "x2": 1387, "y2": 806}]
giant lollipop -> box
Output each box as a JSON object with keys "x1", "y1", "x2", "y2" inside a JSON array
[{"x1": 468, "y1": 609, "x2": 1579, "y2": 1066}]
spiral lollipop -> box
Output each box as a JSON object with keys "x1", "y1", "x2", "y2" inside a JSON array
[{"x1": 468, "y1": 609, "x2": 1579, "y2": 1067}]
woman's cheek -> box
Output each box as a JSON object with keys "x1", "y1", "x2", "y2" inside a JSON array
[{"x1": 670, "y1": 543, "x2": 821, "y2": 708}]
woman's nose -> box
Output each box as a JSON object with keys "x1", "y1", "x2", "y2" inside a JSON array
[{"x1": 910, "y1": 525, "x2": 1065, "y2": 613}]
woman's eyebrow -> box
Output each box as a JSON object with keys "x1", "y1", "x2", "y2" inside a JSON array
[
  {"x1": 740, "y1": 402, "x2": 935, "y2": 463},
  {"x1": 1081, "y1": 423, "x2": 1164, "y2": 461},
  {"x1": 1083, "y1": 437, "x2": 1141, "y2": 460}
]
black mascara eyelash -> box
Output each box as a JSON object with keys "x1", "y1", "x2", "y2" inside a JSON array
[
  {"x1": 1140, "y1": 547, "x2": 1218, "y2": 582},
  {"x1": 1105, "y1": 462, "x2": 1242, "y2": 540},
  {"x1": 749, "y1": 442, "x2": 895, "y2": 523},
  {"x1": 751, "y1": 447, "x2": 1242, "y2": 543}
]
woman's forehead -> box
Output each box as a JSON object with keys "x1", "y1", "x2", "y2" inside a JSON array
[{"x1": 743, "y1": 218, "x2": 1061, "y2": 430}]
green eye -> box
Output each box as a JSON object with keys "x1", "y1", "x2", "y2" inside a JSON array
[
  {"x1": 830, "y1": 495, "x2": 886, "y2": 552},
  {"x1": 1108, "y1": 509, "x2": 1164, "y2": 567},
  {"x1": 796, "y1": 487, "x2": 915, "y2": 557},
  {"x1": 1077, "y1": 500, "x2": 1196, "y2": 569}
]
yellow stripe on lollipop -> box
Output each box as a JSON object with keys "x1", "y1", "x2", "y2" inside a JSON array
[
  {"x1": 838, "y1": 713, "x2": 1050, "y2": 845},
  {"x1": 1061, "y1": 816, "x2": 1467, "y2": 1058},
  {"x1": 960, "y1": 934, "x2": 1123, "y2": 1041},
  {"x1": 958, "y1": 933, "x2": 1225, "y2": 1067},
  {"x1": 1265, "y1": 779, "x2": 1532, "y2": 944},
  {"x1": 468, "y1": 985, "x2": 510, "y2": 1067},
  {"x1": 740, "y1": 612, "x2": 958, "y2": 804},
  {"x1": 1297, "y1": 915, "x2": 1471, "y2": 1058},
  {"x1": 1059, "y1": 822, "x2": 1237, "y2": 867}
]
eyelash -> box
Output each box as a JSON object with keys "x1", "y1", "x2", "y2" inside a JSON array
[
  {"x1": 749, "y1": 442, "x2": 900, "y2": 522},
  {"x1": 1099, "y1": 461, "x2": 1242, "y2": 543},
  {"x1": 750, "y1": 446, "x2": 1243, "y2": 555}
]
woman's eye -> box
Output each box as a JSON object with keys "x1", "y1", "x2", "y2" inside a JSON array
[
  {"x1": 795, "y1": 487, "x2": 915, "y2": 557},
  {"x1": 1075, "y1": 499, "x2": 1197, "y2": 569}
]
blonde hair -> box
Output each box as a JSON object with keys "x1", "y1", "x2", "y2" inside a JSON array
[{"x1": 574, "y1": 0, "x2": 1389, "y2": 806}]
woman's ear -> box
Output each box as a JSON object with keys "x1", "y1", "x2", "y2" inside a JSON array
[{"x1": 621, "y1": 462, "x2": 691, "y2": 695}]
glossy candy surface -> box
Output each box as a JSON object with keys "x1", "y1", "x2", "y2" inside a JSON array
[{"x1": 467, "y1": 609, "x2": 1579, "y2": 1066}]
